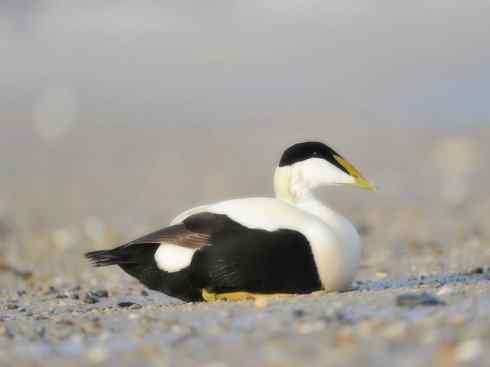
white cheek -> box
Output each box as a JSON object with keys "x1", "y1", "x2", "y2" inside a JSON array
[
  {"x1": 297, "y1": 158, "x2": 354, "y2": 187},
  {"x1": 154, "y1": 244, "x2": 196, "y2": 273}
]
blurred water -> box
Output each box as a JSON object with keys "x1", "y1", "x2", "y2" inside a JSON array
[
  {"x1": 1, "y1": 2, "x2": 489, "y2": 128},
  {"x1": 0, "y1": 2, "x2": 489, "y2": 225}
]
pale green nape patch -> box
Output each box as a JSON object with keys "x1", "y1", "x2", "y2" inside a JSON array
[{"x1": 273, "y1": 166, "x2": 295, "y2": 203}]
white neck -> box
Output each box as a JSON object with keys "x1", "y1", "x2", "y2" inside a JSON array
[
  {"x1": 273, "y1": 165, "x2": 361, "y2": 292},
  {"x1": 274, "y1": 166, "x2": 359, "y2": 244}
]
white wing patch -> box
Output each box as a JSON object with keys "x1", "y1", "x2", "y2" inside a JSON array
[{"x1": 154, "y1": 244, "x2": 196, "y2": 273}]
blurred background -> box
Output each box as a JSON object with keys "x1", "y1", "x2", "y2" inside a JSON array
[{"x1": 0, "y1": 1, "x2": 489, "y2": 285}]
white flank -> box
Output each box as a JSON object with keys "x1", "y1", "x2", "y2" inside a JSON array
[{"x1": 154, "y1": 244, "x2": 196, "y2": 273}]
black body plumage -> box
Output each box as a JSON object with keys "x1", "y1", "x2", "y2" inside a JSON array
[{"x1": 86, "y1": 213, "x2": 322, "y2": 302}]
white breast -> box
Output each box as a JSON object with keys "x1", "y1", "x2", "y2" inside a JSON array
[{"x1": 208, "y1": 197, "x2": 359, "y2": 291}]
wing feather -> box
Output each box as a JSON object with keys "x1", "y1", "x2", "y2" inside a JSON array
[
  {"x1": 123, "y1": 212, "x2": 232, "y2": 250},
  {"x1": 125, "y1": 225, "x2": 210, "y2": 249}
]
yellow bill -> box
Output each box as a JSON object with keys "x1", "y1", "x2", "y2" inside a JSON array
[{"x1": 334, "y1": 155, "x2": 377, "y2": 191}]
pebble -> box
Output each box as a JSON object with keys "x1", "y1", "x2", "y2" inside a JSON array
[
  {"x1": 83, "y1": 294, "x2": 100, "y2": 304},
  {"x1": 448, "y1": 315, "x2": 466, "y2": 327},
  {"x1": 89, "y1": 290, "x2": 109, "y2": 298},
  {"x1": 118, "y1": 302, "x2": 142, "y2": 309},
  {"x1": 381, "y1": 322, "x2": 407, "y2": 339},
  {"x1": 436, "y1": 285, "x2": 455, "y2": 296},
  {"x1": 396, "y1": 292, "x2": 446, "y2": 307},
  {"x1": 80, "y1": 321, "x2": 102, "y2": 335},
  {"x1": 292, "y1": 309, "x2": 305, "y2": 319},
  {"x1": 7, "y1": 303, "x2": 19, "y2": 310},
  {"x1": 0, "y1": 323, "x2": 14, "y2": 339},
  {"x1": 57, "y1": 319, "x2": 75, "y2": 326},
  {"x1": 357, "y1": 319, "x2": 383, "y2": 337},
  {"x1": 87, "y1": 345, "x2": 109, "y2": 364},
  {"x1": 254, "y1": 297, "x2": 268, "y2": 309},
  {"x1": 35, "y1": 326, "x2": 46, "y2": 339},
  {"x1": 298, "y1": 320, "x2": 325, "y2": 334},
  {"x1": 469, "y1": 267, "x2": 486, "y2": 275},
  {"x1": 335, "y1": 326, "x2": 356, "y2": 346},
  {"x1": 455, "y1": 339, "x2": 483, "y2": 362}
]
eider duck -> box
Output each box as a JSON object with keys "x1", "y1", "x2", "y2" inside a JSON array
[{"x1": 85, "y1": 142, "x2": 375, "y2": 302}]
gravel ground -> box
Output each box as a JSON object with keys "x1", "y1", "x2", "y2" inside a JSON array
[
  {"x1": 1, "y1": 125, "x2": 490, "y2": 366},
  {"x1": 1, "y1": 271, "x2": 490, "y2": 367}
]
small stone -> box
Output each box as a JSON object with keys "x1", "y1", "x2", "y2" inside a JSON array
[
  {"x1": 434, "y1": 342, "x2": 457, "y2": 367},
  {"x1": 87, "y1": 345, "x2": 108, "y2": 364},
  {"x1": 56, "y1": 293, "x2": 69, "y2": 299},
  {"x1": 71, "y1": 293, "x2": 80, "y2": 300},
  {"x1": 141, "y1": 290, "x2": 149, "y2": 297},
  {"x1": 292, "y1": 309, "x2": 305, "y2": 318},
  {"x1": 448, "y1": 315, "x2": 466, "y2": 327},
  {"x1": 35, "y1": 327, "x2": 46, "y2": 339},
  {"x1": 0, "y1": 323, "x2": 14, "y2": 339},
  {"x1": 254, "y1": 297, "x2": 268, "y2": 309},
  {"x1": 84, "y1": 294, "x2": 99, "y2": 304},
  {"x1": 437, "y1": 286, "x2": 455, "y2": 296},
  {"x1": 469, "y1": 267, "x2": 485, "y2": 274},
  {"x1": 57, "y1": 319, "x2": 75, "y2": 326},
  {"x1": 7, "y1": 303, "x2": 19, "y2": 310},
  {"x1": 89, "y1": 290, "x2": 109, "y2": 298},
  {"x1": 16, "y1": 290, "x2": 26, "y2": 297},
  {"x1": 456, "y1": 339, "x2": 482, "y2": 362},
  {"x1": 357, "y1": 223, "x2": 371, "y2": 236},
  {"x1": 298, "y1": 320, "x2": 325, "y2": 334},
  {"x1": 335, "y1": 326, "x2": 356, "y2": 346},
  {"x1": 335, "y1": 311, "x2": 348, "y2": 322},
  {"x1": 118, "y1": 302, "x2": 142, "y2": 309},
  {"x1": 396, "y1": 292, "x2": 446, "y2": 307},
  {"x1": 80, "y1": 320, "x2": 102, "y2": 334},
  {"x1": 381, "y1": 322, "x2": 407, "y2": 339}
]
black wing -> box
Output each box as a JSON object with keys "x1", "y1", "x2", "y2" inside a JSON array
[
  {"x1": 189, "y1": 220, "x2": 322, "y2": 295},
  {"x1": 86, "y1": 213, "x2": 232, "y2": 267},
  {"x1": 125, "y1": 212, "x2": 240, "y2": 248}
]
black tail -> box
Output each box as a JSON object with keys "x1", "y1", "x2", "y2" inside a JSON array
[
  {"x1": 85, "y1": 243, "x2": 159, "y2": 267},
  {"x1": 85, "y1": 243, "x2": 203, "y2": 302}
]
